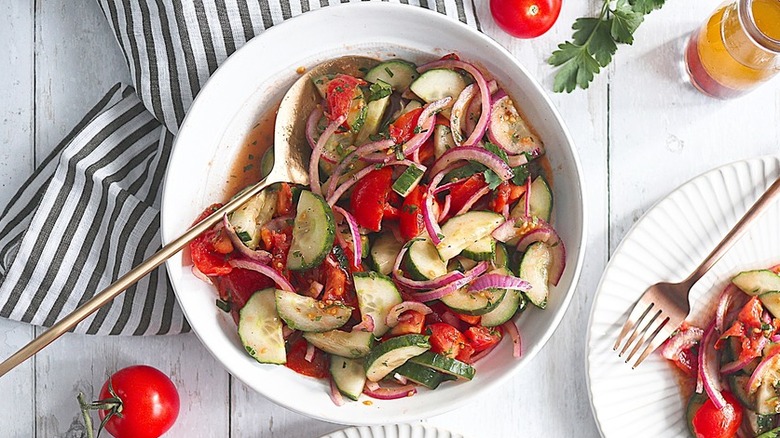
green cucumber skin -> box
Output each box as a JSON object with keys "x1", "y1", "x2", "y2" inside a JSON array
[
  {"x1": 732, "y1": 269, "x2": 780, "y2": 295},
  {"x1": 330, "y1": 356, "x2": 366, "y2": 401},
  {"x1": 439, "y1": 287, "x2": 506, "y2": 316},
  {"x1": 409, "y1": 351, "x2": 475, "y2": 380},
  {"x1": 394, "y1": 361, "x2": 452, "y2": 390},
  {"x1": 274, "y1": 290, "x2": 352, "y2": 332},
  {"x1": 238, "y1": 289, "x2": 287, "y2": 365},
  {"x1": 286, "y1": 190, "x2": 336, "y2": 271},
  {"x1": 363, "y1": 334, "x2": 431, "y2": 382},
  {"x1": 518, "y1": 242, "x2": 551, "y2": 309},
  {"x1": 403, "y1": 238, "x2": 447, "y2": 281},
  {"x1": 461, "y1": 236, "x2": 496, "y2": 262},
  {"x1": 303, "y1": 329, "x2": 374, "y2": 358}
]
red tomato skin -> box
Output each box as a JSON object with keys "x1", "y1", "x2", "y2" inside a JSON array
[
  {"x1": 691, "y1": 391, "x2": 743, "y2": 438},
  {"x1": 489, "y1": 0, "x2": 562, "y2": 39},
  {"x1": 98, "y1": 365, "x2": 180, "y2": 438},
  {"x1": 285, "y1": 337, "x2": 329, "y2": 378},
  {"x1": 427, "y1": 323, "x2": 468, "y2": 358},
  {"x1": 387, "y1": 310, "x2": 426, "y2": 337},
  {"x1": 447, "y1": 174, "x2": 488, "y2": 218},
  {"x1": 325, "y1": 75, "x2": 363, "y2": 123},
  {"x1": 399, "y1": 185, "x2": 427, "y2": 241},
  {"x1": 389, "y1": 107, "x2": 424, "y2": 144},
  {"x1": 189, "y1": 204, "x2": 233, "y2": 276},
  {"x1": 349, "y1": 167, "x2": 394, "y2": 232},
  {"x1": 465, "y1": 326, "x2": 502, "y2": 352}
]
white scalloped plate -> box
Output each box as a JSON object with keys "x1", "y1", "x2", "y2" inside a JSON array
[
  {"x1": 320, "y1": 423, "x2": 464, "y2": 438},
  {"x1": 587, "y1": 156, "x2": 780, "y2": 437}
]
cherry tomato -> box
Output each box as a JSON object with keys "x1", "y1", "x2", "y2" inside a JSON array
[
  {"x1": 286, "y1": 337, "x2": 329, "y2": 378},
  {"x1": 389, "y1": 107, "x2": 424, "y2": 144},
  {"x1": 489, "y1": 0, "x2": 562, "y2": 39},
  {"x1": 691, "y1": 391, "x2": 743, "y2": 438},
  {"x1": 97, "y1": 365, "x2": 180, "y2": 438},
  {"x1": 349, "y1": 167, "x2": 394, "y2": 232},
  {"x1": 465, "y1": 326, "x2": 503, "y2": 352},
  {"x1": 427, "y1": 323, "x2": 468, "y2": 359}
]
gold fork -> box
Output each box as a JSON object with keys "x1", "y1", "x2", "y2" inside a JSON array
[{"x1": 614, "y1": 174, "x2": 780, "y2": 368}]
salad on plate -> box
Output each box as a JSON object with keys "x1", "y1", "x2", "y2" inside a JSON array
[
  {"x1": 663, "y1": 266, "x2": 780, "y2": 437},
  {"x1": 187, "y1": 54, "x2": 566, "y2": 404}
]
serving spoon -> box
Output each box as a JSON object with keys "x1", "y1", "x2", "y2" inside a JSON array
[{"x1": 0, "y1": 55, "x2": 380, "y2": 378}]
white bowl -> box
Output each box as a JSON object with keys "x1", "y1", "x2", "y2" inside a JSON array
[{"x1": 161, "y1": 2, "x2": 586, "y2": 425}]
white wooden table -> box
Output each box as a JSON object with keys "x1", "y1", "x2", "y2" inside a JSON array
[{"x1": 1, "y1": 0, "x2": 778, "y2": 437}]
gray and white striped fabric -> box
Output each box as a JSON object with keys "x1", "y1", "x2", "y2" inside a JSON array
[{"x1": 0, "y1": 0, "x2": 479, "y2": 335}]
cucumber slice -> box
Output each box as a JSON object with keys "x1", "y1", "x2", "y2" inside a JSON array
[
  {"x1": 519, "y1": 242, "x2": 552, "y2": 309},
  {"x1": 354, "y1": 271, "x2": 403, "y2": 336},
  {"x1": 409, "y1": 69, "x2": 467, "y2": 106},
  {"x1": 761, "y1": 291, "x2": 780, "y2": 319},
  {"x1": 461, "y1": 236, "x2": 496, "y2": 261},
  {"x1": 303, "y1": 329, "x2": 374, "y2": 358},
  {"x1": 456, "y1": 256, "x2": 478, "y2": 271},
  {"x1": 404, "y1": 237, "x2": 447, "y2": 280},
  {"x1": 274, "y1": 289, "x2": 352, "y2": 332},
  {"x1": 512, "y1": 176, "x2": 553, "y2": 222},
  {"x1": 686, "y1": 393, "x2": 708, "y2": 437},
  {"x1": 480, "y1": 268, "x2": 523, "y2": 327},
  {"x1": 355, "y1": 95, "x2": 390, "y2": 145},
  {"x1": 730, "y1": 374, "x2": 757, "y2": 411},
  {"x1": 408, "y1": 351, "x2": 475, "y2": 380},
  {"x1": 364, "y1": 60, "x2": 419, "y2": 91},
  {"x1": 494, "y1": 242, "x2": 509, "y2": 270},
  {"x1": 286, "y1": 190, "x2": 336, "y2": 271},
  {"x1": 364, "y1": 334, "x2": 431, "y2": 382},
  {"x1": 434, "y1": 124, "x2": 455, "y2": 159},
  {"x1": 757, "y1": 380, "x2": 780, "y2": 415},
  {"x1": 392, "y1": 165, "x2": 425, "y2": 197},
  {"x1": 369, "y1": 233, "x2": 404, "y2": 276},
  {"x1": 733, "y1": 270, "x2": 780, "y2": 296},
  {"x1": 440, "y1": 284, "x2": 506, "y2": 316},
  {"x1": 488, "y1": 94, "x2": 543, "y2": 155},
  {"x1": 238, "y1": 289, "x2": 286, "y2": 364},
  {"x1": 229, "y1": 189, "x2": 277, "y2": 249},
  {"x1": 395, "y1": 361, "x2": 453, "y2": 390},
  {"x1": 747, "y1": 410, "x2": 777, "y2": 436},
  {"x1": 330, "y1": 356, "x2": 366, "y2": 401},
  {"x1": 437, "y1": 211, "x2": 504, "y2": 261},
  {"x1": 757, "y1": 426, "x2": 780, "y2": 438}
]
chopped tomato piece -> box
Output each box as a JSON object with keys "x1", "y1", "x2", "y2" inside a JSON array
[
  {"x1": 489, "y1": 181, "x2": 526, "y2": 214},
  {"x1": 427, "y1": 323, "x2": 468, "y2": 359},
  {"x1": 465, "y1": 326, "x2": 502, "y2": 352},
  {"x1": 190, "y1": 203, "x2": 233, "y2": 276},
  {"x1": 388, "y1": 310, "x2": 426, "y2": 337},
  {"x1": 389, "y1": 107, "x2": 423, "y2": 144},
  {"x1": 673, "y1": 347, "x2": 698, "y2": 377},
  {"x1": 417, "y1": 137, "x2": 435, "y2": 167},
  {"x1": 456, "y1": 343, "x2": 475, "y2": 363},
  {"x1": 454, "y1": 313, "x2": 481, "y2": 326},
  {"x1": 325, "y1": 74, "x2": 364, "y2": 124},
  {"x1": 276, "y1": 182, "x2": 293, "y2": 216},
  {"x1": 691, "y1": 391, "x2": 743, "y2": 438},
  {"x1": 720, "y1": 296, "x2": 775, "y2": 365},
  {"x1": 447, "y1": 174, "x2": 488, "y2": 218},
  {"x1": 399, "y1": 185, "x2": 427, "y2": 241},
  {"x1": 349, "y1": 167, "x2": 394, "y2": 232},
  {"x1": 285, "y1": 337, "x2": 329, "y2": 379}
]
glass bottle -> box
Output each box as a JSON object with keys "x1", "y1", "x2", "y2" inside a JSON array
[{"x1": 684, "y1": 0, "x2": 780, "y2": 99}]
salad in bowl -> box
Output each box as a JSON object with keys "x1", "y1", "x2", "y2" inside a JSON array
[
  {"x1": 160, "y1": 2, "x2": 584, "y2": 425},
  {"x1": 187, "y1": 54, "x2": 566, "y2": 404}
]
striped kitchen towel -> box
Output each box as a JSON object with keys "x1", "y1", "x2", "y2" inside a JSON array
[{"x1": 0, "y1": 0, "x2": 480, "y2": 335}]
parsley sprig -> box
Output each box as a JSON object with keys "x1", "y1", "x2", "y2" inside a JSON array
[{"x1": 548, "y1": 0, "x2": 664, "y2": 93}]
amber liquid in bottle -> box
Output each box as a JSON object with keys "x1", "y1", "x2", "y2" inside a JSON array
[{"x1": 685, "y1": 0, "x2": 780, "y2": 98}]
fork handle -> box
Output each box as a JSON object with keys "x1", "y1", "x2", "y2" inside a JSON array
[{"x1": 685, "y1": 175, "x2": 780, "y2": 286}]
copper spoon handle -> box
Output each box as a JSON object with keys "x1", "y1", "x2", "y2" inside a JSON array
[{"x1": 0, "y1": 174, "x2": 280, "y2": 378}]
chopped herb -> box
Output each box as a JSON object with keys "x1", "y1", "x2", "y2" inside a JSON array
[
  {"x1": 216, "y1": 299, "x2": 232, "y2": 313},
  {"x1": 511, "y1": 165, "x2": 530, "y2": 186},
  {"x1": 395, "y1": 146, "x2": 405, "y2": 161},
  {"x1": 483, "y1": 169, "x2": 504, "y2": 190},
  {"x1": 236, "y1": 230, "x2": 252, "y2": 243},
  {"x1": 331, "y1": 245, "x2": 349, "y2": 270},
  {"x1": 402, "y1": 204, "x2": 418, "y2": 213},
  {"x1": 384, "y1": 67, "x2": 395, "y2": 78},
  {"x1": 245, "y1": 345, "x2": 256, "y2": 355},
  {"x1": 334, "y1": 86, "x2": 345, "y2": 93},
  {"x1": 248, "y1": 153, "x2": 254, "y2": 160},
  {"x1": 367, "y1": 80, "x2": 392, "y2": 102},
  {"x1": 413, "y1": 126, "x2": 429, "y2": 135},
  {"x1": 243, "y1": 164, "x2": 254, "y2": 172},
  {"x1": 358, "y1": 66, "x2": 369, "y2": 74},
  {"x1": 374, "y1": 163, "x2": 384, "y2": 170}
]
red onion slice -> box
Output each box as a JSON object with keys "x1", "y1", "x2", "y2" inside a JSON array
[
  {"x1": 722, "y1": 336, "x2": 767, "y2": 375},
  {"x1": 450, "y1": 84, "x2": 477, "y2": 147},
  {"x1": 660, "y1": 326, "x2": 703, "y2": 361},
  {"x1": 410, "y1": 262, "x2": 489, "y2": 302},
  {"x1": 716, "y1": 284, "x2": 741, "y2": 333},
  {"x1": 310, "y1": 115, "x2": 346, "y2": 195},
  {"x1": 304, "y1": 342, "x2": 316, "y2": 362},
  {"x1": 491, "y1": 218, "x2": 518, "y2": 242},
  {"x1": 469, "y1": 273, "x2": 531, "y2": 293},
  {"x1": 352, "y1": 314, "x2": 375, "y2": 333},
  {"x1": 222, "y1": 214, "x2": 273, "y2": 264},
  {"x1": 502, "y1": 320, "x2": 522, "y2": 358},
  {"x1": 439, "y1": 194, "x2": 452, "y2": 223},
  {"x1": 507, "y1": 153, "x2": 529, "y2": 168},
  {"x1": 391, "y1": 239, "x2": 465, "y2": 291},
  {"x1": 329, "y1": 377, "x2": 346, "y2": 407},
  {"x1": 191, "y1": 265, "x2": 213, "y2": 285},
  {"x1": 386, "y1": 302, "x2": 433, "y2": 328},
  {"x1": 362, "y1": 383, "x2": 417, "y2": 400},
  {"x1": 228, "y1": 259, "x2": 294, "y2": 292},
  {"x1": 333, "y1": 205, "x2": 362, "y2": 266},
  {"x1": 699, "y1": 322, "x2": 726, "y2": 409},
  {"x1": 748, "y1": 345, "x2": 780, "y2": 394},
  {"x1": 464, "y1": 80, "x2": 498, "y2": 137},
  {"x1": 306, "y1": 106, "x2": 338, "y2": 163},
  {"x1": 430, "y1": 146, "x2": 514, "y2": 182},
  {"x1": 418, "y1": 59, "x2": 491, "y2": 148},
  {"x1": 399, "y1": 98, "x2": 451, "y2": 157},
  {"x1": 423, "y1": 163, "x2": 464, "y2": 245}
]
